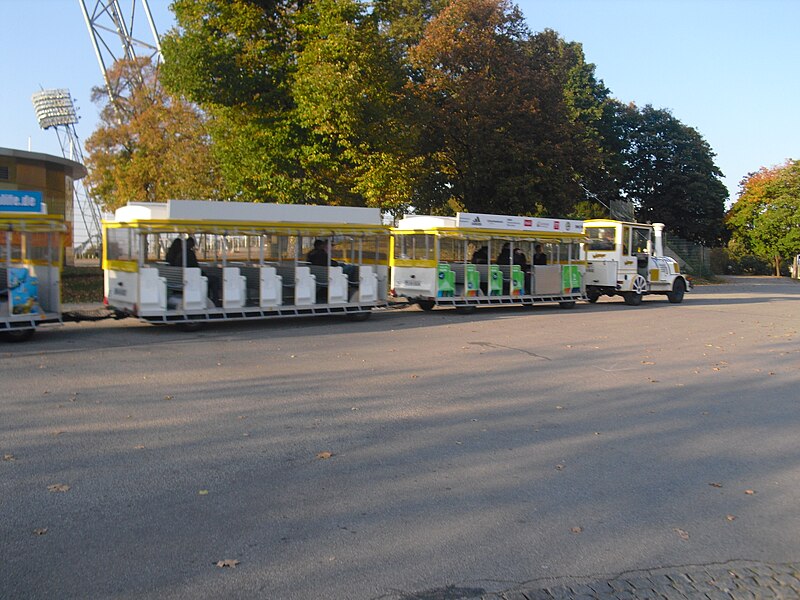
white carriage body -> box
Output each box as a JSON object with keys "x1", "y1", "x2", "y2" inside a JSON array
[{"x1": 103, "y1": 200, "x2": 390, "y2": 324}]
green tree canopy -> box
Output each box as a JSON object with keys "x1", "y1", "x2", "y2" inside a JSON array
[
  {"x1": 726, "y1": 160, "x2": 800, "y2": 275},
  {"x1": 408, "y1": 1, "x2": 614, "y2": 217},
  {"x1": 155, "y1": 0, "x2": 728, "y2": 237},
  {"x1": 618, "y1": 104, "x2": 728, "y2": 245},
  {"x1": 84, "y1": 57, "x2": 221, "y2": 211}
]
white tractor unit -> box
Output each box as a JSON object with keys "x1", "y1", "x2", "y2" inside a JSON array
[{"x1": 583, "y1": 219, "x2": 690, "y2": 306}]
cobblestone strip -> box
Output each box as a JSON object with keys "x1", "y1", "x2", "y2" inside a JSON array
[{"x1": 499, "y1": 561, "x2": 800, "y2": 600}]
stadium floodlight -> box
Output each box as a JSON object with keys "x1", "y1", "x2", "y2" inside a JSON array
[{"x1": 32, "y1": 89, "x2": 79, "y2": 130}]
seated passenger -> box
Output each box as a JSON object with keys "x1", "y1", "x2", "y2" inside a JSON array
[
  {"x1": 166, "y1": 237, "x2": 220, "y2": 305},
  {"x1": 513, "y1": 247, "x2": 529, "y2": 272},
  {"x1": 307, "y1": 240, "x2": 357, "y2": 280},
  {"x1": 497, "y1": 243, "x2": 511, "y2": 264},
  {"x1": 471, "y1": 245, "x2": 488, "y2": 264},
  {"x1": 166, "y1": 237, "x2": 199, "y2": 268},
  {"x1": 533, "y1": 244, "x2": 548, "y2": 265}
]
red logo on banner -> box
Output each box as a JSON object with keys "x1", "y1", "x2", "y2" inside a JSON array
[
  {"x1": 524, "y1": 219, "x2": 532, "y2": 227},
  {"x1": 554, "y1": 221, "x2": 560, "y2": 230}
]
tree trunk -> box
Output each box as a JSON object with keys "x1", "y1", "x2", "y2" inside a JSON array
[{"x1": 775, "y1": 255, "x2": 782, "y2": 276}]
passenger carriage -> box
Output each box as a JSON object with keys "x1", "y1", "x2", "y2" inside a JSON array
[
  {"x1": 391, "y1": 212, "x2": 585, "y2": 312},
  {"x1": 103, "y1": 200, "x2": 390, "y2": 325},
  {"x1": 1, "y1": 209, "x2": 65, "y2": 341}
]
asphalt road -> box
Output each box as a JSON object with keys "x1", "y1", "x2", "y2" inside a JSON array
[{"x1": 1, "y1": 276, "x2": 799, "y2": 600}]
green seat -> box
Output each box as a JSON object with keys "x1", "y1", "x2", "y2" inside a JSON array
[
  {"x1": 489, "y1": 265, "x2": 502, "y2": 296},
  {"x1": 437, "y1": 263, "x2": 455, "y2": 297},
  {"x1": 510, "y1": 265, "x2": 524, "y2": 296},
  {"x1": 562, "y1": 265, "x2": 582, "y2": 294},
  {"x1": 465, "y1": 264, "x2": 480, "y2": 296}
]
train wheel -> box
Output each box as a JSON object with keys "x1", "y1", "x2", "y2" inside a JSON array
[
  {"x1": 623, "y1": 292, "x2": 642, "y2": 306},
  {"x1": 586, "y1": 289, "x2": 601, "y2": 304},
  {"x1": 667, "y1": 278, "x2": 686, "y2": 304},
  {"x1": 1, "y1": 328, "x2": 35, "y2": 342},
  {"x1": 417, "y1": 299, "x2": 436, "y2": 312},
  {"x1": 624, "y1": 275, "x2": 648, "y2": 306}
]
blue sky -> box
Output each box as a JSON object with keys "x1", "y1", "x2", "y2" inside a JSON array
[{"x1": 2, "y1": 0, "x2": 798, "y2": 208}]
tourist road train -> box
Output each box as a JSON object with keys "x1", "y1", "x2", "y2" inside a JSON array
[{"x1": 2, "y1": 200, "x2": 690, "y2": 341}]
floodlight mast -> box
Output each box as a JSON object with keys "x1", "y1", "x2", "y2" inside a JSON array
[
  {"x1": 32, "y1": 89, "x2": 103, "y2": 256},
  {"x1": 78, "y1": 0, "x2": 162, "y2": 109}
]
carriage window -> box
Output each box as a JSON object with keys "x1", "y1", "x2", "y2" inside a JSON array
[
  {"x1": 281, "y1": 236, "x2": 298, "y2": 261},
  {"x1": 585, "y1": 227, "x2": 616, "y2": 251},
  {"x1": 332, "y1": 237, "x2": 355, "y2": 264},
  {"x1": 542, "y1": 242, "x2": 562, "y2": 265},
  {"x1": 263, "y1": 235, "x2": 281, "y2": 262},
  {"x1": 394, "y1": 234, "x2": 432, "y2": 261},
  {"x1": 361, "y1": 235, "x2": 389, "y2": 264},
  {"x1": 622, "y1": 227, "x2": 631, "y2": 256},
  {"x1": 225, "y1": 235, "x2": 251, "y2": 261},
  {"x1": 557, "y1": 242, "x2": 573, "y2": 263},
  {"x1": 144, "y1": 234, "x2": 167, "y2": 263},
  {"x1": 106, "y1": 228, "x2": 138, "y2": 262},
  {"x1": 439, "y1": 237, "x2": 464, "y2": 262}
]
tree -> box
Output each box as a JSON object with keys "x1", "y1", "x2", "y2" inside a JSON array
[
  {"x1": 619, "y1": 104, "x2": 727, "y2": 245},
  {"x1": 292, "y1": 0, "x2": 421, "y2": 210},
  {"x1": 408, "y1": 1, "x2": 610, "y2": 217},
  {"x1": 84, "y1": 57, "x2": 221, "y2": 211},
  {"x1": 726, "y1": 160, "x2": 800, "y2": 275}
]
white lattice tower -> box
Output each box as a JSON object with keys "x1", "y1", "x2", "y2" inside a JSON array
[{"x1": 79, "y1": 0, "x2": 162, "y2": 109}]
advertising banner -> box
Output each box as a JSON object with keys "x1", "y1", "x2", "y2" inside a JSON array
[{"x1": 456, "y1": 212, "x2": 582, "y2": 234}]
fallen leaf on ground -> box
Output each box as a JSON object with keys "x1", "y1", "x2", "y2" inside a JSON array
[
  {"x1": 641, "y1": 361, "x2": 655, "y2": 365},
  {"x1": 726, "y1": 515, "x2": 737, "y2": 521},
  {"x1": 316, "y1": 451, "x2": 334, "y2": 459},
  {"x1": 48, "y1": 484, "x2": 70, "y2": 493},
  {"x1": 570, "y1": 526, "x2": 583, "y2": 534},
  {"x1": 33, "y1": 528, "x2": 48, "y2": 536},
  {"x1": 199, "y1": 490, "x2": 209, "y2": 495},
  {"x1": 215, "y1": 559, "x2": 240, "y2": 568},
  {"x1": 673, "y1": 528, "x2": 690, "y2": 540},
  {"x1": 709, "y1": 482, "x2": 723, "y2": 488},
  {"x1": 745, "y1": 489, "x2": 756, "y2": 495},
  {"x1": 2, "y1": 453, "x2": 15, "y2": 461},
  {"x1": 164, "y1": 395, "x2": 174, "y2": 400},
  {"x1": 555, "y1": 464, "x2": 565, "y2": 471},
  {"x1": 134, "y1": 445, "x2": 145, "y2": 450}
]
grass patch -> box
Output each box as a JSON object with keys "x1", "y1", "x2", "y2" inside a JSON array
[{"x1": 62, "y1": 266, "x2": 104, "y2": 304}]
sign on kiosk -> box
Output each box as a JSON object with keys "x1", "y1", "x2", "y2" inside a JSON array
[{"x1": 0, "y1": 190, "x2": 43, "y2": 213}]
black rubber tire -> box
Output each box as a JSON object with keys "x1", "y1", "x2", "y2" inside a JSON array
[
  {"x1": 0, "y1": 328, "x2": 35, "y2": 342},
  {"x1": 667, "y1": 278, "x2": 686, "y2": 304},
  {"x1": 417, "y1": 299, "x2": 436, "y2": 312},
  {"x1": 586, "y1": 289, "x2": 601, "y2": 304},
  {"x1": 623, "y1": 292, "x2": 643, "y2": 306}
]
